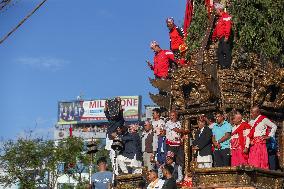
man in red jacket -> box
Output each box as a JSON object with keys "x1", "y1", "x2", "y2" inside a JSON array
[
  {"x1": 212, "y1": 3, "x2": 232, "y2": 69},
  {"x1": 147, "y1": 41, "x2": 179, "y2": 79},
  {"x1": 166, "y1": 17, "x2": 185, "y2": 60}
]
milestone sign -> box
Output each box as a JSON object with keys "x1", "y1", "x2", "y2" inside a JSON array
[{"x1": 58, "y1": 96, "x2": 141, "y2": 124}]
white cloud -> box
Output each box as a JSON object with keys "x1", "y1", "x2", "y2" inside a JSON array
[
  {"x1": 17, "y1": 116, "x2": 56, "y2": 140},
  {"x1": 16, "y1": 57, "x2": 69, "y2": 71},
  {"x1": 17, "y1": 127, "x2": 54, "y2": 140}
]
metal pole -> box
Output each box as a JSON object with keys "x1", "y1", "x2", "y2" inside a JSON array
[
  {"x1": 89, "y1": 137, "x2": 94, "y2": 188},
  {"x1": 183, "y1": 116, "x2": 191, "y2": 176}
]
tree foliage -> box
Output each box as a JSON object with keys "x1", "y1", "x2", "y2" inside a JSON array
[
  {"x1": 186, "y1": 0, "x2": 208, "y2": 59},
  {"x1": 0, "y1": 138, "x2": 45, "y2": 189},
  {"x1": 229, "y1": 0, "x2": 284, "y2": 65},
  {"x1": 0, "y1": 136, "x2": 90, "y2": 189},
  {"x1": 186, "y1": 0, "x2": 284, "y2": 65}
]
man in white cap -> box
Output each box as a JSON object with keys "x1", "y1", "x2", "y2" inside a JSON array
[
  {"x1": 212, "y1": 2, "x2": 233, "y2": 69},
  {"x1": 147, "y1": 41, "x2": 181, "y2": 79},
  {"x1": 166, "y1": 17, "x2": 185, "y2": 61}
]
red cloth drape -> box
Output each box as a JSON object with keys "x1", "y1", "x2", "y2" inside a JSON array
[
  {"x1": 248, "y1": 115, "x2": 266, "y2": 139},
  {"x1": 231, "y1": 122, "x2": 251, "y2": 150},
  {"x1": 205, "y1": 0, "x2": 213, "y2": 15},
  {"x1": 183, "y1": 0, "x2": 193, "y2": 36},
  {"x1": 231, "y1": 122, "x2": 251, "y2": 160}
]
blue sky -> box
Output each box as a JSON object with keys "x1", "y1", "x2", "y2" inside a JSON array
[{"x1": 0, "y1": 0, "x2": 185, "y2": 139}]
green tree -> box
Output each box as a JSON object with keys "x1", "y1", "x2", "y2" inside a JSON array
[
  {"x1": 229, "y1": 0, "x2": 284, "y2": 65},
  {"x1": 0, "y1": 136, "x2": 89, "y2": 189},
  {"x1": 44, "y1": 136, "x2": 87, "y2": 189},
  {"x1": 186, "y1": 0, "x2": 208, "y2": 59},
  {"x1": 0, "y1": 138, "x2": 46, "y2": 189},
  {"x1": 186, "y1": 0, "x2": 284, "y2": 65}
]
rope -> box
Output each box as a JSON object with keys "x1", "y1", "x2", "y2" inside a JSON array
[{"x1": 0, "y1": 0, "x2": 47, "y2": 45}]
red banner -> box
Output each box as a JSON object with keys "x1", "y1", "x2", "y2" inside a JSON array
[{"x1": 183, "y1": 0, "x2": 193, "y2": 36}]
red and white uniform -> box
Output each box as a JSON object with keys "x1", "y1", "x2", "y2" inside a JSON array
[
  {"x1": 150, "y1": 50, "x2": 175, "y2": 78},
  {"x1": 165, "y1": 120, "x2": 182, "y2": 147},
  {"x1": 246, "y1": 115, "x2": 277, "y2": 169},
  {"x1": 231, "y1": 121, "x2": 251, "y2": 166},
  {"x1": 212, "y1": 12, "x2": 232, "y2": 41}
]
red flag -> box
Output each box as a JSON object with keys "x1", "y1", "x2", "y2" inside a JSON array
[
  {"x1": 205, "y1": 0, "x2": 213, "y2": 15},
  {"x1": 183, "y1": 0, "x2": 194, "y2": 36}
]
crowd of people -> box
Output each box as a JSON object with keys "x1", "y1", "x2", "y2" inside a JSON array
[
  {"x1": 90, "y1": 2, "x2": 280, "y2": 189},
  {"x1": 91, "y1": 103, "x2": 279, "y2": 189}
]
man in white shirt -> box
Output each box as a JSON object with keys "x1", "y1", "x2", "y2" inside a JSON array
[
  {"x1": 151, "y1": 108, "x2": 166, "y2": 136},
  {"x1": 246, "y1": 106, "x2": 277, "y2": 169},
  {"x1": 151, "y1": 108, "x2": 165, "y2": 162},
  {"x1": 165, "y1": 111, "x2": 184, "y2": 167},
  {"x1": 147, "y1": 169, "x2": 165, "y2": 189}
]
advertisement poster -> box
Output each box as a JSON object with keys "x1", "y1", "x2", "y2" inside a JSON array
[{"x1": 58, "y1": 96, "x2": 141, "y2": 125}]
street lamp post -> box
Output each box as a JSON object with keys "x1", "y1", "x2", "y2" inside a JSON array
[{"x1": 87, "y1": 137, "x2": 98, "y2": 188}]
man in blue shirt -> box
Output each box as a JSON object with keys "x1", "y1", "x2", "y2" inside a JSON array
[
  {"x1": 212, "y1": 111, "x2": 232, "y2": 167},
  {"x1": 91, "y1": 157, "x2": 113, "y2": 189}
]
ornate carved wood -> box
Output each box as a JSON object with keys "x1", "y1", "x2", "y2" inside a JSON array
[{"x1": 192, "y1": 166, "x2": 284, "y2": 189}]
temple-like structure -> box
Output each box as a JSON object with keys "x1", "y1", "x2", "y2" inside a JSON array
[
  {"x1": 148, "y1": 12, "x2": 284, "y2": 189},
  {"x1": 115, "y1": 2, "x2": 284, "y2": 188}
]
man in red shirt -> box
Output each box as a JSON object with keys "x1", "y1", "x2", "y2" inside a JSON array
[
  {"x1": 147, "y1": 41, "x2": 179, "y2": 79},
  {"x1": 212, "y1": 3, "x2": 232, "y2": 69},
  {"x1": 166, "y1": 17, "x2": 185, "y2": 60}
]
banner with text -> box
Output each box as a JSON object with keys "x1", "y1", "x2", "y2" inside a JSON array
[{"x1": 57, "y1": 96, "x2": 141, "y2": 125}]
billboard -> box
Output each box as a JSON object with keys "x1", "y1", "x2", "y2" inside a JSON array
[
  {"x1": 145, "y1": 105, "x2": 159, "y2": 121},
  {"x1": 58, "y1": 96, "x2": 141, "y2": 125}
]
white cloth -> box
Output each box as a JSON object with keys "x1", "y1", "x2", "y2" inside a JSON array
[
  {"x1": 117, "y1": 154, "x2": 142, "y2": 174},
  {"x1": 165, "y1": 120, "x2": 181, "y2": 145},
  {"x1": 152, "y1": 119, "x2": 165, "y2": 151},
  {"x1": 105, "y1": 136, "x2": 119, "y2": 175},
  {"x1": 110, "y1": 150, "x2": 119, "y2": 175},
  {"x1": 143, "y1": 152, "x2": 154, "y2": 170},
  {"x1": 172, "y1": 162, "x2": 183, "y2": 182},
  {"x1": 197, "y1": 152, "x2": 212, "y2": 168},
  {"x1": 147, "y1": 179, "x2": 165, "y2": 189},
  {"x1": 105, "y1": 136, "x2": 113, "y2": 151},
  {"x1": 246, "y1": 115, "x2": 277, "y2": 147},
  {"x1": 152, "y1": 119, "x2": 165, "y2": 135},
  {"x1": 199, "y1": 127, "x2": 204, "y2": 137}
]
